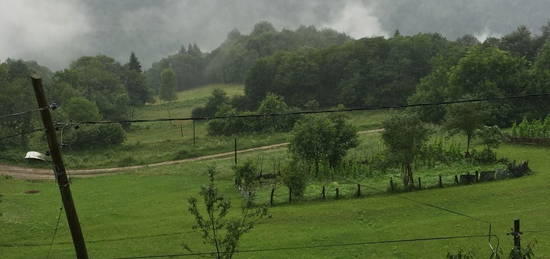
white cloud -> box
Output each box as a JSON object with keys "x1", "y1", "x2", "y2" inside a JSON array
[
  {"x1": 324, "y1": 0, "x2": 387, "y2": 38},
  {"x1": 0, "y1": 0, "x2": 91, "y2": 69}
]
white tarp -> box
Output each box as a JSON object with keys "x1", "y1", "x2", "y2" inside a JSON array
[{"x1": 24, "y1": 151, "x2": 47, "y2": 161}]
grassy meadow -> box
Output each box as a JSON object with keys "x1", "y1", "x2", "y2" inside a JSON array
[
  {"x1": 0, "y1": 84, "x2": 388, "y2": 169},
  {"x1": 1, "y1": 133, "x2": 549, "y2": 258}
]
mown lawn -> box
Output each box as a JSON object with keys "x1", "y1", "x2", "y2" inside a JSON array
[{"x1": 1, "y1": 140, "x2": 549, "y2": 258}]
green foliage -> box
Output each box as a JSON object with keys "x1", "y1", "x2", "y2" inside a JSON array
[
  {"x1": 61, "y1": 97, "x2": 101, "y2": 122},
  {"x1": 444, "y1": 103, "x2": 488, "y2": 155},
  {"x1": 56, "y1": 55, "x2": 131, "y2": 122},
  {"x1": 71, "y1": 124, "x2": 126, "y2": 148},
  {"x1": 192, "y1": 88, "x2": 230, "y2": 118},
  {"x1": 382, "y1": 113, "x2": 430, "y2": 187},
  {"x1": 244, "y1": 33, "x2": 453, "y2": 108},
  {"x1": 186, "y1": 167, "x2": 268, "y2": 259},
  {"x1": 160, "y1": 68, "x2": 177, "y2": 101},
  {"x1": 233, "y1": 160, "x2": 259, "y2": 195},
  {"x1": 0, "y1": 59, "x2": 40, "y2": 149},
  {"x1": 281, "y1": 161, "x2": 308, "y2": 199},
  {"x1": 511, "y1": 115, "x2": 550, "y2": 138},
  {"x1": 477, "y1": 126, "x2": 504, "y2": 150},
  {"x1": 125, "y1": 53, "x2": 151, "y2": 107},
  {"x1": 205, "y1": 92, "x2": 300, "y2": 136},
  {"x1": 289, "y1": 115, "x2": 358, "y2": 178},
  {"x1": 446, "y1": 249, "x2": 475, "y2": 259}
]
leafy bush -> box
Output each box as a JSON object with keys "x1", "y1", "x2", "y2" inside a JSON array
[
  {"x1": 281, "y1": 161, "x2": 308, "y2": 199},
  {"x1": 234, "y1": 160, "x2": 260, "y2": 194},
  {"x1": 71, "y1": 124, "x2": 126, "y2": 148},
  {"x1": 512, "y1": 116, "x2": 550, "y2": 138}
]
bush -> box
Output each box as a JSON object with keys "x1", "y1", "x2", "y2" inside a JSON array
[
  {"x1": 470, "y1": 148, "x2": 497, "y2": 164},
  {"x1": 234, "y1": 160, "x2": 260, "y2": 195},
  {"x1": 281, "y1": 161, "x2": 308, "y2": 199},
  {"x1": 72, "y1": 124, "x2": 126, "y2": 148}
]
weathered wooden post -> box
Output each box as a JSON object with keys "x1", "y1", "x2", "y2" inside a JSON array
[
  {"x1": 390, "y1": 177, "x2": 394, "y2": 192},
  {"x1": 270, "y1": 186, "x2": 275, "y2": 206},
  {"x1": 321, "y1": 186, "x2": 326, "y2": 199},
  {"x1": 418, "y1": 177, "x2": 422, "y2": 190},
  {"x1": 356, "y1": 184, "x2": 361, "y2": 197},
  {"x1": 475, "y1": 171, "x2": 479, "y2": 183},
  {"x1": 454, "y1": 175, "x2": 459, "y2": 184},
  {"x1": 438, "y1": 175, "x2": 443, "y2": 188},
  {"x1": 336, "y1": 188, "x2": 340, "y2": 199},
  {"x1": 288, "y1": 187, "x2": 292, "y2": 204}
]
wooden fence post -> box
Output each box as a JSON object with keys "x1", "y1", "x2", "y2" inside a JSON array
[
  {"x1": 475, "y1": 171, "x2": 479, "y2": 183},
  {"x1": 356, "y1": 184, "x2": 361, "y2": 197},
  {"x1": 454, "y1": 175, "x2": 459, "y2": 184},
  {"x1": 336, "y1": 188, "x2": 340, "y2": 199},
  {"x1": 288, "y1": 187, "x2": 292, "y2": 204},
  {"x1": 321, "y1": 186, "x2": 326, "y2": 199},
  {"x1": 439, "y1": 175, "x2": 443, "y2": 188},
  {"x1": 270, "y1": 186, "x2": 275, "y2": 206},
  {"x1": 418, "y1": 177, "x2": 422, "y2": 190},
  {"x1": 390, "y1": 177, "x2": 394, "y2": 192}
]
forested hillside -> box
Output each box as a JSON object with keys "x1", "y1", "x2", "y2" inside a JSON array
[{"x1": 145, "y1": 22, "x2": 351, "y2": 92}]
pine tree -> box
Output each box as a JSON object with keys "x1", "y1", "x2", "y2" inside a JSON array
[{"x1": 128, "y1": 52, "x2": 142, "y2": 73}]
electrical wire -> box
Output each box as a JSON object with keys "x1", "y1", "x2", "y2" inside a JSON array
[
  {"x1": 46, "y1": 206, "x2": 63, "y2": 259},
  {"x1": 0, "y1": 107, "x2": 46, "y2": 120},
  {"x1": 0, "y1": 127, "x2": 45, "y2": 142},
  {"x1": 112, "y1": 234, "x2": 497, "y2": 259},
  {"x1": 65, "y1": 93, "x2": 550, "y2": 126},
  {"x1": 0, "y1": 231, "x2": 195, "y2": 248}
]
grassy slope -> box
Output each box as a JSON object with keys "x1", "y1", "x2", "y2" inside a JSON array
[
  {"x1": 1, "y1": 84, "x2": 387, "y2": 169},
  {"x1": 1, "y1": 139, "x2": 549, "y2": 258}
]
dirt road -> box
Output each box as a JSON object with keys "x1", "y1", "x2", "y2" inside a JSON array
[{"x1": 0, "y1": 129, "x2": 383, "y2": 180}]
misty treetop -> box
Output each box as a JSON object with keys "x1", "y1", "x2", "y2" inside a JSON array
[{"x1": 145, "y1": 21, "x2": 351, "y2": 93}]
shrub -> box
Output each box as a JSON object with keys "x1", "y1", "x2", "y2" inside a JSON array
[
  {"x1": 72, "y1": 124, "x2": 126, "y2": 148},
  {"x1": 234, "y1": 160, "x2": 260, "y2": 195},
  {"x1": 281, "y1": 161, "x2": 308, "y2": 199}
]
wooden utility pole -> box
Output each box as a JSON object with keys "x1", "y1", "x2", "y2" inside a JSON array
[{"x1": 31, "y1": 76, "x2": 89, "y2": 259}]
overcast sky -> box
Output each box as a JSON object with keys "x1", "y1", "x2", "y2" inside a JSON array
[{"x1": 1, "y1": 0, "x2": 549, "y2": 70}]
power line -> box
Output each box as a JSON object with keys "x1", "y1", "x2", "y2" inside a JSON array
[
  {"x1": 0, "y1": 107, "x2": 46, "y2": 120},
  {"x1": 0, "y1": 231, "x2": 194, "y2": 248},
  {"x1": 112, "y1": 234, "x2": 497, "y2": 259},
  {"x1": 47, "y1": 207, "x2": 64, "y2": 259},
  {"x1": 67, "y1": 93, "x2": 550, "y2": 126},
  {"x1": 0, "y1": 127, "x2": 45, "y2": 142}
]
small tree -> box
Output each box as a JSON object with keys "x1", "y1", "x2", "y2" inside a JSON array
[
  {"x1": 289, "y1": 116, "x2": 358, "y2": 176},
  {"x1": 233, "y1": 160, "x2": 259, "y2": 201},
  {"x1": 477, "y1": 125, "x2": 504, "y2": 151},
  {"x1": 382, "y1": 113, "x2": 430, "y2": 187},
  {"x1": 186, "y1": 167, "x2": 268, "y2": 259},
  {"x1": 160, "y1": 68, "x2": 177, "y2": 102},
  {"x1": 445, "y1": 103, "x2": 487, "y2": 157}
]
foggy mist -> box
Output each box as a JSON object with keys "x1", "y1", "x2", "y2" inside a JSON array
[{"x1": 1, "y1": 0, "x2": 549, "y2": 70}]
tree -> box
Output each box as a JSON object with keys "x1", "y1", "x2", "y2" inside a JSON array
[
  {"x1": 444, "y1": 103, "x2": 487, "y2": 156},
  {"x1": 160, "y1": 68, "x2": 176, "y2": 101},
  {"x1": 289, "y1": 116, "x2": 358, "y2": 176},
  {"x1": 61, "y1": 97, "x2": 101, "y2": 122},
  {"x1": 448, "y1": 46, "x2": 529, "y2": 126},
  {"x1": 477, "y1": 125, "x2": 503, "y2": 151},
  {"x1": 233, "y1": 160, "x2": 259, "y2": 199},
  {"x1": 128, "y1": 52, "x2": 142, "y2": 73},
  {"x1": 382, "y1": 113, "x2": 430, "y2": 187},
  {"x1": 125, "y1": 53, "x2": 151, "y2": 106},
  {"x1": 186, "y1": 167, "x2": 268, "y2": 259}
]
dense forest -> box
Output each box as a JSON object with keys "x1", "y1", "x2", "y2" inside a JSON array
[
  {"x1": 145, "y1": 22, "x2": 351, "y2": 92},
  {"x1": 1, "y1": 21, "x2": 550, "y2": 147}
]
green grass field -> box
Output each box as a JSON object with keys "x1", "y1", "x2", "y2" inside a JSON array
[
  {"x1": 1, "y1": 135, "x2": 549, "y2": 258},
  {"x1": 0, "y1": 84, "x2": 388, "y2": 169}
]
